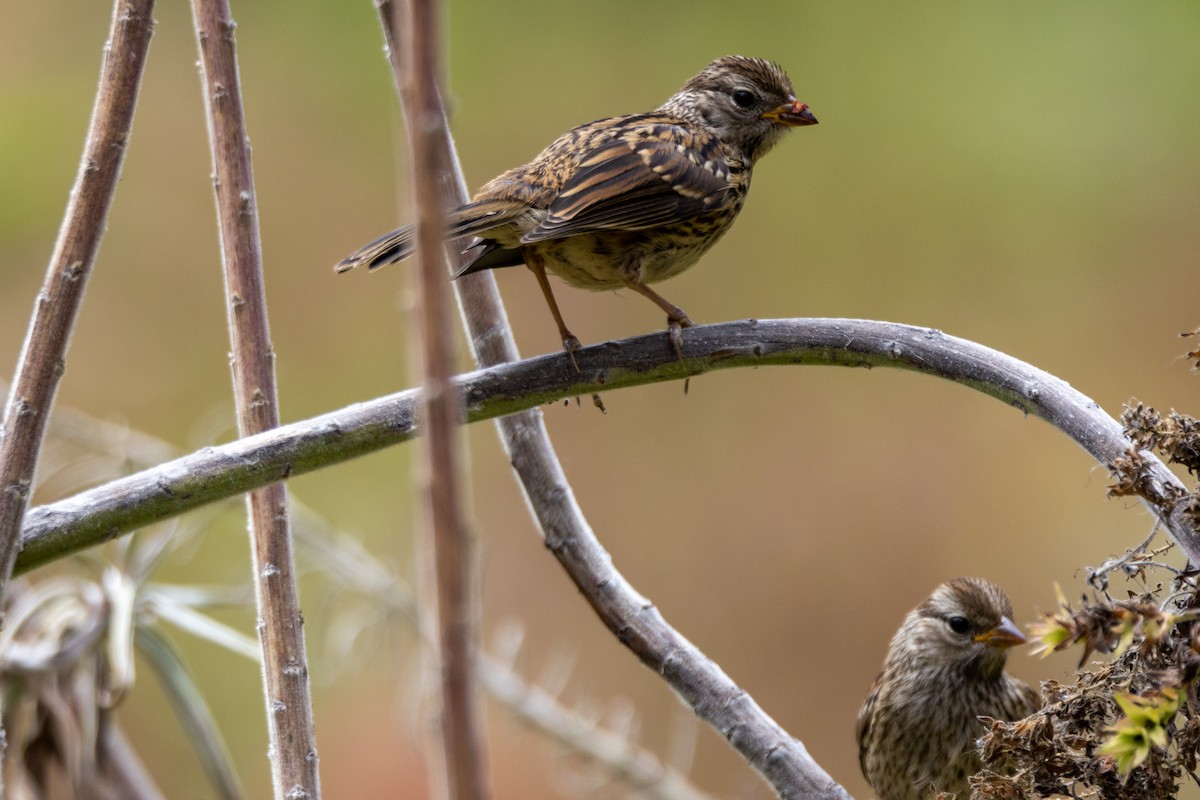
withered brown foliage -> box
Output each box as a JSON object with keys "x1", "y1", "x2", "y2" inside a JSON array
[
  {"x1": 971, "y1": 577, "x2": 1200, "y2": 799},
  {"x1": 1122, "y1": 404, "x2": 1200, "y2": 479},
  {"x1": 977, "y1": 383, "x2": 1200, "y2": 798},
  {"x1": 1107, "y1": 446, "x2": 1157, "y2": 500}
]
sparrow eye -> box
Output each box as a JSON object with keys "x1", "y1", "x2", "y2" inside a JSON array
[
  {"x1": 731, "y1": 89, "x2": 757, "y2": 109},
  {"x1": 948, "y1": 616, "x2": 971, "y2": 635}
]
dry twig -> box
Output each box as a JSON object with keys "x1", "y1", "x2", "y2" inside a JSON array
[
  {"x1": 386, "y1": 0, "x2": 490, "y2": 797},
  {"x1": 190, "y1": 0, "x2": 320, "y2": 795},
  {"x1": 0, "y1": 0, "x2": 154, "y2": 611}
]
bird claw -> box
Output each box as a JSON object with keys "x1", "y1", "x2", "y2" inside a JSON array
[
  {"x1": 666, "y1": 313, "x2": 692, "y2": 361},
  {"x1": 563, "y1": 335, "x2": 582, "y2": 372}
]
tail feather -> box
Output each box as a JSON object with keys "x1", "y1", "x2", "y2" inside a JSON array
[
  {"x1": 451, "y1": 241, "x2": 525, "y2": 278},
  {"x1": 335, "y1": 199, "x2": 531, "y2": 274},
  {"x1": 334, "y1": 227, "x2": 414, "y2": 272}
]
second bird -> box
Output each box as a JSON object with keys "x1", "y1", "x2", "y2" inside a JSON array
[
  {"x1": 336, "y1": 55, "x2": 818, "y2": 366},
  {"x1": 857, "y1": 577, "x2": 1040, "y2": 800}
]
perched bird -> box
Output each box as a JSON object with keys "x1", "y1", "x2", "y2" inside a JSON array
[
  {"x1": 336, "y1": 55, "x2": 817, "y2": 365},
  {"x1": 856, "y1": 578, "x2": 1040, "y2": 800}
]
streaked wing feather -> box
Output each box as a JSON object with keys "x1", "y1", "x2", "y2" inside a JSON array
[
  {"x1": 521, "y1": 126, "x2": 729, "y2": 243},
  {"x1": 445, "y1": 199, "x2": 528, "y2": 239}
]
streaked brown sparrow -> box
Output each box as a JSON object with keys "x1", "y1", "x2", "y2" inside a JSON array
[
  {"x1": 336, "y1": 55, "x2": 817, "y2": 365},
  {"x1": 857, "y1": 577, "x2": 1040, "y2": 800}
]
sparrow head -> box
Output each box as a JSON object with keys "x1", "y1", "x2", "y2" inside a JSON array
[
  {"x1": 891, "y1": 577, "x2": 1027, "y2": 681},
  {"x1": 662, "y1": 55, "x2": 817, "y2": 162}
]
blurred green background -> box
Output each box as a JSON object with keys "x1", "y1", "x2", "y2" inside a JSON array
[{"x1": 3, "y1": 1, "x2": 1199, "y2": 797}]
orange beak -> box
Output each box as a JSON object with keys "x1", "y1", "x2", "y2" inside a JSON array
[
  {"x1": 974, "y1": 616, "x2": 1027, "y2": 649},
  {"x1": 762, "y1": 97, "x2": 818, "y2": 127}
]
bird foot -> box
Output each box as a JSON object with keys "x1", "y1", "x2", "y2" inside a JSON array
[
  {"x1": 563, "y1": 334, "x2": 582, "y2": 372},
  {"x1": 666, "y1": 313, "x2": 693, "y2": 361}
]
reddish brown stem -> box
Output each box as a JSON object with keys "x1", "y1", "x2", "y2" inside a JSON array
[
  {"x1": 384, "y1": 1, "x2": 491, "y2": 798},
  {"x1": 189, "y1": 0, "x2": 321, "y2": 796}
]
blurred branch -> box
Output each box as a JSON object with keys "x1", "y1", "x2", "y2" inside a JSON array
[
  {"x1": 480, "y1": 644, "x2": 715, "y2": 800},
  {"x1": 366, "y1": 3, "x2": 745, "y2": 790},
  {"x1": 293, "y1": 508, "x2": 716, "y2": 800},
  {"x1": 22, "y1": 319, "x2": 1196, "y2": 570},
  {"x1": 189, "y1": 0, "x2": 320, "y2": 796},
  {"x1": 0, "y1": 0, "x2": 154, "y2": 612},
  {"x1": 387, "y1": 0, "x2": 490, "y2": 797},
  {"x1": 0, "y1": 382, "x2": 178, "y2": 471}
]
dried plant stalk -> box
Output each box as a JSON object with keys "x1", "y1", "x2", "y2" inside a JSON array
[
  {"x1": 0, "y1": 0, "x2": 154, "y2": 608},
  {"x1": 190, "y1": 0, "x2": 320, "y2": 796},
  {"x1": 391, "y1": 0, "x2": 490, "y2": 797}
]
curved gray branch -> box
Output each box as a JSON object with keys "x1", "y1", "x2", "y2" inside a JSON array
[{"x1": 22, "y1": 320, "x2": 1191, "y2": 572}]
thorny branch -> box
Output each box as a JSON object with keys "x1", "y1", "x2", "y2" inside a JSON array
[
  {"x1": 190, "y1": 0, "x2": 320, "y2": 794},
  {"x1": 0, "y1": 0, "x2": 155, "y2": 614}
]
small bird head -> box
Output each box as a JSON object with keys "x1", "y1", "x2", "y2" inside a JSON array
[
  {"x1": 896, "y1": 577, "x2": 1028, "y2": 681},
  {"x1": 661, "y1": 55, "x2": 817, "y2": 163}
]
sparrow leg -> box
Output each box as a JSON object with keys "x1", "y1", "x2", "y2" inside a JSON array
[
  {"x1": 526, "y1": 253, "x2": 581, "y2": 371},
  {"x1": 621, "y1": 278, "x2": 693, "y2": 360}
]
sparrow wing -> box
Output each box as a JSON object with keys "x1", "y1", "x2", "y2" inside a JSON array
[
  {"x1": 520, "y1": 123, "x2": 731, "y2": 243},
  {"x1": 337, "y1": 122, "x2": 731, "y2": 270}
]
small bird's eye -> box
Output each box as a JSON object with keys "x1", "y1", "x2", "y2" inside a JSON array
[
  {"x1": 731, "y1": 89, "x2": 756, "y2": 109},
  {"x1": 947, "y1": 616, "x2": 971, "y2": 634}
]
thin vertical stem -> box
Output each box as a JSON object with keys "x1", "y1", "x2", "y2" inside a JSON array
[
  {"x1": 190, "y1": 1, "x2": 320, "y2": 797},
  {"x1": 389, "y1": 1, "x2": 490, "y2": 798}
]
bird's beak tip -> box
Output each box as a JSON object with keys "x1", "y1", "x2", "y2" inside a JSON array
[
  {"x1": 764, "y1": 98, "x2": 818, "y2": 127},
  {"x1": 974, "y1": 616, "x2": 1027, "y2": 649}
]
